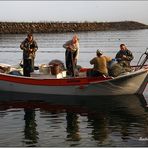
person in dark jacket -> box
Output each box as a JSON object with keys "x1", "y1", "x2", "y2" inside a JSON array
[
  {"x1": 20, "y1": 33, "x2": 38, "y2": 76},
  {"x1": 115, "y1": 44, "x2": 134, "y2": 66}
]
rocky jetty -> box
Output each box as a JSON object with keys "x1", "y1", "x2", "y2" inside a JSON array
[{"x1": 0, "y1": 21, "x2": 148, "y2": 34}]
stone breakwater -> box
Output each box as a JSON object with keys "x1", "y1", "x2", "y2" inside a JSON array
[{"x1": 0, "y1": 21, "x2": 148, "y2": 34}]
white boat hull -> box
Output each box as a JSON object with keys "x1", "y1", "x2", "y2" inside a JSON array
[{"x1": 0, "y1": 69, "x2": 147, "y2": 96}]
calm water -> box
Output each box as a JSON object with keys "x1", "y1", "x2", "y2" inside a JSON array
[{"x1": 0, "y1": 30, "x2": 148, "y2": 146}]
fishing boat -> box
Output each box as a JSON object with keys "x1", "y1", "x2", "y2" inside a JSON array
[
  {"x1": 0, "y1": 50, "x2": 147, "y2": 96},
  {"x1": 0, "y1": 65, "x2": 147, "y2": 96}
]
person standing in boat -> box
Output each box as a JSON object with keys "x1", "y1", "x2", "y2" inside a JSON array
[
  {"x1": 115, "y1": 44, "x2": 134, "y2": 66},
  {"x1": 20, "y1": 33, "x2": 38, "y2": 76},
  {"x1": 63, "y1": 35, "x2": 79, "y2": 76},
  {"x1": 87, "y1": 49, "x2": 112, "y2": 77}
]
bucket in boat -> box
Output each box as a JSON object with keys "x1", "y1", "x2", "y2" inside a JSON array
[
  {"x1": 39, "y1": 64, "x2": 50, "y2": 74},
  {"x1": 50, "y1": 64, "x2": 61, "y2": 75}
]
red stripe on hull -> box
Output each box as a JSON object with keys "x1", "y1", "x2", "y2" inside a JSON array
[{"x1": 0, "y1": 73, "x2": 112, "y2": 86}]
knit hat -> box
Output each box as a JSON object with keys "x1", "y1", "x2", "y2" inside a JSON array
[{"x1": 96, "y1": 49, "x2": 103, "y2": 55}]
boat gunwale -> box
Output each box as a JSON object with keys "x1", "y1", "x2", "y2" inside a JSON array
[{"x1": 0, "y1": 68, "x2": 147, "y2": 86}]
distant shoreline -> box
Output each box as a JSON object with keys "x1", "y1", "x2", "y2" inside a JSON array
[{"x1": 0, "y1": 21, "x2": 148, "y2": 34}]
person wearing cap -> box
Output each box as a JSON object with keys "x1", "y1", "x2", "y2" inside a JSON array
[
  {"x1": 88, "y1": 49, "x2": 112, "y2": 77},
  {"x1": 20, "y1": 33, "x2": 38, "y2": 76},
  {"x1": 63, "y1": 35, "x2": 79, "y2": 76},
  {"x1": 115, "y1": 44, "x2": 134, "y2": 66}
]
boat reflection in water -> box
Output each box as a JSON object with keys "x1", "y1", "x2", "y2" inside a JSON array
[
  {"x1": 0, "y1": 91, "x2": 148, "y2": 146},
  {"x1": 23, "y1": 109, "x2": 39, "y2": 146}
]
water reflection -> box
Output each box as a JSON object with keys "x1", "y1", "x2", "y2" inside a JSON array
[
  {"x1": 66, "y1": 112, "x2": 80, "y2": 141},
  {"x1": 0, "y1": 91, "x2": 148, "y2": 146},
  {"x1": 87, "y1": 114, "x2": 108, "y2": 144},
  {"x1": 23, "y1": 109, "x2": 39, "y2": 146}
]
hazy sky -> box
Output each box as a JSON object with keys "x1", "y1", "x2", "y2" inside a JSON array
[{"x1": 0, "y1": 1, "x2": 148, "y2": 24}]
